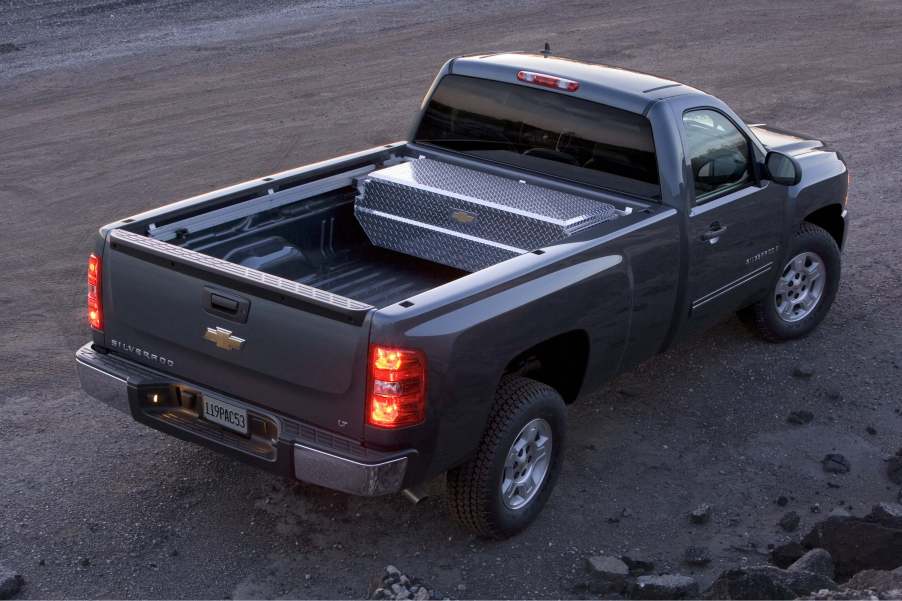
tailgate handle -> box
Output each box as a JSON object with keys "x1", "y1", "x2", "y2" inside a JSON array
[
  {"x1": 211, "y1": 293, "x2": 239, "y2": 313},
  {"x1": 203, "y1": 288, "x2": 250, "y2": 323}
]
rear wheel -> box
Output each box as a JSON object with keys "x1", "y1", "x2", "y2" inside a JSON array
[
  {"x1": 745, "y1": 223, "x2": 841, "y2": 341},
  {"x1": 446, "y1": 376, "x2": 566, "y2": 539}
]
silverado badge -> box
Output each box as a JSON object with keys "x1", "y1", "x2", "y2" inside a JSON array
[{"x1": 203, "y1": 326, "x2": 245, "y2": 351}]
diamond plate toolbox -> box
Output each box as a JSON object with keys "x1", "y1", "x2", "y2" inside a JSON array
[{"x1": 355, "y1": 158, "x2": 622, "y2": 272}]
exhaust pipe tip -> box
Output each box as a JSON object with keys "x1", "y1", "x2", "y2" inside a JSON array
[{"x1": 402, "y1": 485, "x2": 429, "y2": 504}]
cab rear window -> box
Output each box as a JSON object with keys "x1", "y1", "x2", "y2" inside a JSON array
[{"x1": 414, "y1": 75, "x2": 660, "y2": 199}]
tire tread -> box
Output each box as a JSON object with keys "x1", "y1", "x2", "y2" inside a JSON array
[{"x1": 446, "y1": 376, "x2": 560, "y2": 537}]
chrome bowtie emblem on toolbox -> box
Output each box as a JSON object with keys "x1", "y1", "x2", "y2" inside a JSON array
[
  {"x1": 451, "y1": 209, "x2": 477, "y2": 224},
  {"x1": 203, "y1": 326, "x2": 245, "y2": 351}
]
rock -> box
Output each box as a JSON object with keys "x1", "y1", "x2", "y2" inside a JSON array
[
  {"x1": 412, "y1": 587, "x2": 430, "y2": 601},
  {"x1": 622, "y1": 555, "x2": 655, "y2": 576},
  {"x1": 770, "y1": 542, "x2": 806, "y2": 568},
  {"x1": 802, "y1": 515, "x2": 902, "y2": 578},
  {"x1": 0, "y1": 563, "x2": 24, "y2": 600},
  {"x1": 585, "y1": 555, "x2": 630, "y2": 593},
  {"x1": 792, "y1": 365, "x2": 815, "y2": 379},
  {"x1": 779, "y1": 511, "x2": 801, "y2": 532},
  {"x1": 703, "y1": 567, "x2": 796, "y2": 600},
  {"x1": 630, "y1": 574, "x2": 699, "y2": 599},
  {"x1": 691, "y1": 503, "x2": 713, "y2": 524},
  {"x1": 788, "y1": 548, "x2": 835, "y2": 579},
  {"x1": 685, "y1": 546, "x2": 712, "y2": 566},
  {"x1": 0, "y1": 43, "x2": 22, "y2": 55},
  {"x1": 787, "y1": 410, "x2": 814, "y2": 425},
  {"x1": 822, "y1": 454, "x2": 851, "y2": 474},
  {"x1": 811, "y1": 503, "x2": 822, "y2": 513},
  {"x1": 385, "y1": 565, "x2": 402, "y2": 578},
  {"x1": 776, "y1": 496, "x2": 789, "y2": 507},
  {"x1": 866, "y1": 426, "x2": 877, "y2": 435},
  {"x1": 373, "y1": 566, "x2": 433, "y2": 600},
  {"x1": 845, "y1": 569, "x2": 902, "y2": 593},
  {"x1": 867, "y1": 502, "x2": 902, "y2": 527},
  {"x1": 703, "y1": 565, "x2": 835, "y2": 599},
  {"x1": 77, "y1": 557, "x2": 90, "y2": 567},
  {"x1": 886, "y1": 455, "x2": 902, "y2": 486}
]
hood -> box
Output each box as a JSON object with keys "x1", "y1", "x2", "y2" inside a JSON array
[{"x1": 748, "y1": 124, "x2": 824, "y2": 156}]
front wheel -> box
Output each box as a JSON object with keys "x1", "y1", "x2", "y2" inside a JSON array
[
  {"x1": 745, "y1": 222, "x2": 841, "y2": 341},
  {"x1": 446, "y1": 376, "x2": 566, "y2": 539}
]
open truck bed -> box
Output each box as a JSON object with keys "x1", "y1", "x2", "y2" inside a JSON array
[{"x1": 136, "y1": 149, "x2": 629, "y2": 311}]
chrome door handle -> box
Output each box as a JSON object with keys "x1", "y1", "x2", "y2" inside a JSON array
[{"x1": 700, "y1": 222, "x2": 728, "y2": 242}]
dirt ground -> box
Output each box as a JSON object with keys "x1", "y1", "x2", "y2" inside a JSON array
[{"x1": 1, "y1": 0, "x2": 901, "y2": 598}]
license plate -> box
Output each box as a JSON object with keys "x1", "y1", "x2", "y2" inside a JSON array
[{"x1": 201, "y1": 395, "x2": 248, "y2": 435}]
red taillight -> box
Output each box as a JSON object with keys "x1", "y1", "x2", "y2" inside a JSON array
[
  {"x1": 87, "y1": 253, "x2": 102, "y2": 330},
  {"x1": 367, "y1": 345, "x2": 426, "y2": 428},
  {"x1": 516, "y1": 70, "x2": 580, "y2": 92}
]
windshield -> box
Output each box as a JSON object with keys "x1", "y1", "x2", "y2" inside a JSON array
[{"x1": 414, "y1": 75, "x2": 660, "y2": 199}]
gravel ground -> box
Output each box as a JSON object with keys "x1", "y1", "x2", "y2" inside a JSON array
[{"x1": 1, "y1": 0, "x2": 901, "y2": 598}]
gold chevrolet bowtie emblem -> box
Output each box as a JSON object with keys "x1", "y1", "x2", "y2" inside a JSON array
[
  {"x1": 203, "y1": 326, "x2": 245, "y2": 351},
  {"x1": 451, "y1": 209, "x2": 476, "y2": 224}
]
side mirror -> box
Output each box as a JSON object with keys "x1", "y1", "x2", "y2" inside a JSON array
[{"x1": 765, "y1": 151, "x2": 802, "y2": 186}]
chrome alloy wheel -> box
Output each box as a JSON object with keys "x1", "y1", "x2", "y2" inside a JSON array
[
  {"x1": 775, "y1": 251, "x2": 826, "y2": 323},
  {"x1": 500, "y1": 418, "x2": 552, "y2": 510}
]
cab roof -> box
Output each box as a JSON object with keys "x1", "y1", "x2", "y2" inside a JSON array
[{"x1": 449, "y1": 52, "x2": 707, "y2": 114}]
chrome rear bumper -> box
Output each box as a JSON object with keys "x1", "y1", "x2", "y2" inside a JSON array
[{"x1": 75, "y1": 343, "x2": 408, "y2": 496}]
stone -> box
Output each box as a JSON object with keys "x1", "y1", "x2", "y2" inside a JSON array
[
  {"x1": 413, "y1": 587, "x2": 430, "y2": 601},
  {"x1": 802, "y1": 515, "x2": 902, "y2": 578},
  {"x1": 385, "y1": 565, "x2": 402, "y2": 578},
  {"x1": 792, "y1": 365, "x2": 815, "y2": 379},
  {"x1": 867, "y1": 502, "x2": 902, "y2": 527},
  {"x1": 0, "y1": 563, "x2": 24, "y2": 600},
  {"x1": 629, "y1": 574, "x2": 699, "y2": 600},
  {"x1": 690, "y1": 503, "x2": 712, "y2": 524},
  {"x1": 787, "y1": 410, "x2": 814, "y2": 425},
  {"x1": 0, "y1": 43, "x2": 22, "y2": 55},
  {"x1": 770, "y1": 542, "x2": 806, "y2": 569},
  {"x1": 788, "y1": 548, "x2": 835, "y2": 579},
  {"x1": 585, "y1": 555, "x2": 630, "y2": 593},
  {"x1": 776, "y1": 496, "x2": 789, "y2": 507},
  {"x1": 822, "y1": 454, "x2": 850, "y2": 474},
  {"x1": 685, "y1": 546, "x2": 712, "y2": 566},
  {"x1": 866, "y1": 426, "x2": 877, "y2": 435},
  {"x1": 779, "y1": 511, "x2": 801, "y2": 532},
  {"x1": 622, "y1": 555, "x2": 655, "y2": 576},
  {"x1": 887, "y1": 456, "x2": 902, "y2": 486},
  {"x1": 703, "y1": 567, "x2": 796, "y2": 600},
  {"x1": 845, "y1": 570, "x2": 902, "y2": 593},
  {"x1": 703, "y1": 565, "x2": 835, "y2": 600}
]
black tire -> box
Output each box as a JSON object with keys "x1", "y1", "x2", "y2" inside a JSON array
[
  {"x1": 745, "y1": 222, "x2": 841, "y2": 342},
  {"x1": 446, "y1": 376, "x2": 566, "y2": 539}
]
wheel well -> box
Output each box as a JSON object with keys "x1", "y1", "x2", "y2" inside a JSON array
[
  {"x1": 804, "y1": 204, "x2": 844, "y2": 248},
  {"x1": 502, "y1": 331, "x2": 590, "y2": 403}
]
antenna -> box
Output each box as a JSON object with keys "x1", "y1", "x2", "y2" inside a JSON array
[{"x1": 542, "y1": 42, "x2": 552, "y2": 57}]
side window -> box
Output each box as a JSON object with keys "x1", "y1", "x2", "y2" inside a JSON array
[{"x1": 683, "y1": 109, "x2": 751, "y2": 202}]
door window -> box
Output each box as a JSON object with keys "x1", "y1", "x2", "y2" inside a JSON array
[{"x1": 683, "y1": 110, "x2": 751, "y2": 202}]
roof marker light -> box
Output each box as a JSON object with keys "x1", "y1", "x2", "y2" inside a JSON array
[{"x1": 516, "y1": 70, "x2": 580, "y2": 92}]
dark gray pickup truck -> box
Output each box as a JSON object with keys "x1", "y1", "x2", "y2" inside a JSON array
[{"x1": 76, "y1": 52, "x2": 848, "y2": 538}]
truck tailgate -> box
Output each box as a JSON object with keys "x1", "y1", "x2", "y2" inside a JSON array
[{"x1": 101, "y1": 229, "x2": 374, "y2": 438}]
